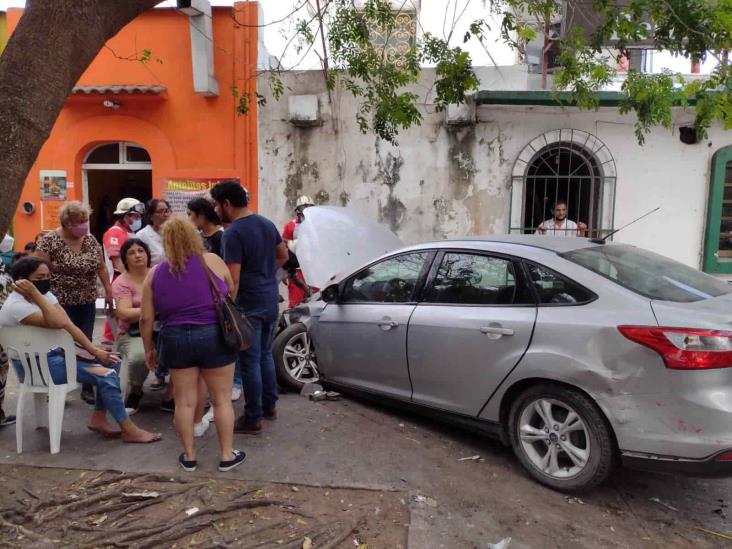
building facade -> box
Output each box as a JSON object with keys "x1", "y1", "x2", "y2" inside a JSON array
[
  {"x1": 257, "y1": 68, "x2": 732, "y2": 273},
  {"x1": 5, "y1": 2, "x2": 259, "y2": 246}
]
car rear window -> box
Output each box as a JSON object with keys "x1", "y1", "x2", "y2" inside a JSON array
[{"x1": 561, "y1": 245, "x2": 732, "y2": 303}]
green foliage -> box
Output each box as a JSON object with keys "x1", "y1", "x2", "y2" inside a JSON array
[
  {"x1": 271, "y1": 0, "x2": 732, "y2": 144},
  {"x1": 231, "y1": 86, "x2": 265, "y2": 116}
]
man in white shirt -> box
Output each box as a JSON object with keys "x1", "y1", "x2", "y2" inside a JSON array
[{"x1": 536, "y1": 201, "x2": 587, "y2": 237}]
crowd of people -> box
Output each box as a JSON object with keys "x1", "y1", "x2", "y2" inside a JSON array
[{"x1": 0, "y1": 180, "x2": 310, "y2": 472}]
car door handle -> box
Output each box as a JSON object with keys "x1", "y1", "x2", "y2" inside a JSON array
[
  {"x1": 377, "y1": 320, "x2": 399, "y2": 330},
  {"x1": 480, "y1": 326, "x2": 514, "y2": 336}
]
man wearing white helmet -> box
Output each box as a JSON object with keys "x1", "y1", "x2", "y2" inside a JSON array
[
  {"x1": 281, "y1": 196, "x2": 314, "y2": 308},
  {"x1": 103, "y1": 198, "x2": 145, "y2": 275}
]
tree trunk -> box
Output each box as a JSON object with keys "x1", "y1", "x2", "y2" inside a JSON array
[{"x1": 0, "y1": 0, "x2": 163, "y2": 236}]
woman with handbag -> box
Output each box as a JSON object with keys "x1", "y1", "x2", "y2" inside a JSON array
[
  {"x1": 140, "y1": 218, "x2": 245, "y2": 472},
  {"x1": 112, "y1": 238, "x2": 152, "y2": 414}
]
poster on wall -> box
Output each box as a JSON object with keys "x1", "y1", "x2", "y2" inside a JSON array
[
  {"x1": 41, "y1": 201, "x2": 63, "y2": 231},
  {"x1": 164, "y1": 178, "x2": 240, "y2": 213},
  {"x1": 40, "y1": 170, "x2": 68, "y2": 201}
]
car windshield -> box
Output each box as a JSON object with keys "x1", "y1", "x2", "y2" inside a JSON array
[{"x1": 561, "y1": 244, "x2": 732, "y2": 303}]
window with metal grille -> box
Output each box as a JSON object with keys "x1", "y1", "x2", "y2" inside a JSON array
[{"x1": 509, "y1": 129, "x2": 616, "y2": 239}]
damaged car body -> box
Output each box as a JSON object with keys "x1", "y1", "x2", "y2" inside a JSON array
[{"x1": 275, "y1": 211, "x2": 732, "y2": 492}]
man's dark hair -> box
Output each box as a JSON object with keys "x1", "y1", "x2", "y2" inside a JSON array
[
  {"x1": 10, "y1": 256, "x2": 51, "y2": 281},
  {"x1": 187, "y1": 197, "x2": 221, "y2": 225},
  {"x1": 210, "y1": 180, "x2": 248, "y2": 208},
  {"x1": 553, "y1": 200, "x2": 568, "y2": 209},
  {"x1": 120, "y1": 238, "x2": 152, "y2": 271}
]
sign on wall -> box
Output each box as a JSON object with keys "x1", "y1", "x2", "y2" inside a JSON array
[
  {"x1": 41, "y1": 201, "x2": 63, "y2": 231},
  {"x1": 39, "y1": 170, "x2": 67, "y2": 201},
  {"x1": 164, "y1": 177, "x2": 240, "y2": 213}
]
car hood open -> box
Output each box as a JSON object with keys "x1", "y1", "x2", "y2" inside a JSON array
[{"x1": 294, "y1": 206, "x2": 403, "y2": 288}]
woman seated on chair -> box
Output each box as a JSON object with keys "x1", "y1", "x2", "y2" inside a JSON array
[
  {"x1": 112, "y1": 238, "x2": 152, "y2": 414},
  {"x1": 0, "y1": 257, "x2": 161, "y2": 443}
]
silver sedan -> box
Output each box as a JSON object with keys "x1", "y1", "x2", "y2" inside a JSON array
[{"x1": 288, "y1": 235, "x2": 732, "y2": 492}]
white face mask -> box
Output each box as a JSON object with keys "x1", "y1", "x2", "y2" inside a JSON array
[
  {"x1": 130, "y1": 219, "x2": 142, "y2": 232},
  {"x1": 0, "y1": 234, "x2": 14, "y2": 253}
]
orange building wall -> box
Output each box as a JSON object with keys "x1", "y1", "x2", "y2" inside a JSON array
[{"x1": 7, "y1": 2, "x2": 259, "y2": 246}]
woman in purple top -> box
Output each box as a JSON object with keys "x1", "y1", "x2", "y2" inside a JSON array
[{"x1": 140, "y1": 218, "x2": 245, "y2": 472}]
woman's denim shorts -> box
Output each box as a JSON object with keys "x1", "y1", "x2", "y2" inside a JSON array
[{"x1": 159, "y1": 323, "x2": 237, "y2": 370}]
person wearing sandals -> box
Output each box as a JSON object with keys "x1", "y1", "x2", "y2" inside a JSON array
[
  {"x1": 0, "y1": 257, "x2": 161, "y2": 444},
  {"x1": 141, "y1": 218, "x2": 245, "y2": 472},
  {"x1": 112, "y1": 238, "x2": 152, "y2": 414}
]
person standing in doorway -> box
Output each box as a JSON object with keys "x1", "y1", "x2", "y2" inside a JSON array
[
  {"x1": 535, "y1": 201, "x2": 587, "y2": 237},
  {"x1": 35, "y1": 201, "x2": 114, "y2": 405},
  {"x1": 210, "y1": 181, "x2": 288, "y2": 434},
  {"x1": 281, "y1": 195, "x2": 314, "y2": 308},
  {"x1": 103, "y1": 198, "x2": 145, "y2": 276}
]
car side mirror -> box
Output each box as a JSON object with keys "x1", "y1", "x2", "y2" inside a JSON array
[{"x1": 322, "y1": 284, "x2": 339, "y2": 303}]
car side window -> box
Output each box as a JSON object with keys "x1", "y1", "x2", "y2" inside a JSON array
[
  {"x1": 341, "y1": 252, "x2": 428, "y2": 303},
  {"x1": 426, "y1": 253, "x2": 518, "y2": 305},
  {"x1": 524, "y1": 263, "x2": 594, "y2": 305}
]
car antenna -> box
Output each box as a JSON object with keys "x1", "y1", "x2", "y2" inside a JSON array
[{"x1": 589, "y1": 207, "x2": 660, "y2": 244}]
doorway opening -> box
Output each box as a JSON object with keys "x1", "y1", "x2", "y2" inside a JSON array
[{"x1": 83, "y1": 142, "x2": 152, "y2": 241}]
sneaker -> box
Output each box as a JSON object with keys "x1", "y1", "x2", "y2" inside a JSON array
[
  {"x1": 231, "y1": 384, "x2": 242, "y2": 402},
  {"x1": 263, "y1": 406, "x2": 277, "y2": 420},
  {"x1": 125, "y1": 392, "x2": 143, "y2": 415},
  {"x1": 203, "y1": 407, "x2": 215, "y2": 423},
  {"x1": 194, "y1": 418, "x2": 210, "y2": 438},
  {"x1": 178, "y1": 453, "x2": 197, "y2": 472},
  {"x1": 149, "y1": 378, "x2": 166, "y2": 391},
  {"x1": 0, "y1": 415, "x2": 17, "y2": 427},
  {"x1": 81, "y1": 384, "x2": 95, "y2": 405},
  {"x1": 218, "y1": 449, "x2": 246, "y2": 472},
  {"x1": 234, "y1": 417, "x2": 261, "y2": 435},
  {"x1": 160, "y1": 399, "x2": 175, "y2": 413}
]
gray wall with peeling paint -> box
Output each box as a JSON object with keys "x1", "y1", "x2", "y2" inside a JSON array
[{"x1": 257, "y1": 68, "x2": 730, "y2": 269}]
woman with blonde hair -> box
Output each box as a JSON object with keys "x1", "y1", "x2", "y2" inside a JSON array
[
  {"x1": 35, "y1": 201, "x2": 114, "y2": 404},
  {"x1": 140, "y1": 217, "x2": 244, "y2": 471}
]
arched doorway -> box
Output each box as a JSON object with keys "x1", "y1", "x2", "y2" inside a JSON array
[
  {"x1": 510, "y1": 129, "x2": 616, "y2": 238},
  {"x1": 82, "y1": 142, "x2": 152, "y2": 241}
]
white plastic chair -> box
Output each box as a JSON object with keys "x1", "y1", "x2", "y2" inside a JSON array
[{"x1": 0, "y1": 326, "x2": 78, "y2": 454}]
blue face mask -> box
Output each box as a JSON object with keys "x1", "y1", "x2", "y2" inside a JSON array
[{"x1": 130, "y1": 219, "x2": 142, "y2": 232}]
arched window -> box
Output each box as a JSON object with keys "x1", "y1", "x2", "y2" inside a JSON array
[{"x1": 510, "y1": 129, "x2": 616, "y2": 238}]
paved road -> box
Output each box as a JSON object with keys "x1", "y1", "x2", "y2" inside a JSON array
[{"x1": 0, "y1": 375, "x2": 729, "y2": 548}]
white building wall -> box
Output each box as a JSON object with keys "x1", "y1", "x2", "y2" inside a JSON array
[{"x1": 257, "y1": 69, "x2": 732, "y2": 268}]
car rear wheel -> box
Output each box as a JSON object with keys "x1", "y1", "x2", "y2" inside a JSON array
[
  {"x1": 274, "y1": 323, "x2": 320, "y2": 392},
  {"x1": 508, "y1": 383, "x2": 615, "y2": 492}
]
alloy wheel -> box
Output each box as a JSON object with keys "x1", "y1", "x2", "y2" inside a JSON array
[
  {"x1": 518, "y1": 398, "x2": 590, "y2": 479},
  {"x1": 282, "y1": 330, "x2": 320, "y2": 384}
]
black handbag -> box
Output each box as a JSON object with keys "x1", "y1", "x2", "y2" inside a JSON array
[{"x1": 201, "y1": 257, "x2": 252, "y2": 351}]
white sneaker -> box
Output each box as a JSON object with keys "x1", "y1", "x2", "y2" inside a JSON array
[
  {"x1": 203, "y1": 407, "x2": 215, "y2": 423},
  {"x1": 231, "y1": 385, "x2": 242, "y2": 402},
  {"x1": 194, "y1": 418, "x2": 210, "y2": 438}
]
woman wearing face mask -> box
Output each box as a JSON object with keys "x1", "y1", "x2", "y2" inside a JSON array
[
  {"x1": 35, "y1": 202, "x2": 113, "y2": 404},
  {"x1": 0, "y1": 257, "x2": 161, "y2": 443}
]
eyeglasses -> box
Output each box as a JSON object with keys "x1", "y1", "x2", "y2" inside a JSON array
[{"x1": 154, "y1": 208, "x2": 171, "y2": 215}]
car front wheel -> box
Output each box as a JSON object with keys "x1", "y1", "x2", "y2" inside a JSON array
[
  {"x1": 273, "y1": 323, "x2": 320, "y2": 392},
  {"x1": 508, "y1": 383, "x2": 615, "y2": 492}
]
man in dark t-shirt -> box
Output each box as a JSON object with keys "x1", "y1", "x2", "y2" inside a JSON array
[{"x1": 211, "y1": 181, "x2": 288, "y2": 434}]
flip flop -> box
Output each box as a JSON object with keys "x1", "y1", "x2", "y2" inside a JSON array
[
  {"x1": 87, "y1": 425, "x2": 122, "y2": 438},
  {"x1": 122, "y1": 432, "x2": 162, "y2": 444}
]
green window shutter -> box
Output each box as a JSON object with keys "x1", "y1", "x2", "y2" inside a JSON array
[{"x1": 703, "y1": 146, "x2": 732, "y2": 273}]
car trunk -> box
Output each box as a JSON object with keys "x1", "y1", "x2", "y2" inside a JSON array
[{"x1": 651, "y1": 291, "x2": 732, "y2": 329}]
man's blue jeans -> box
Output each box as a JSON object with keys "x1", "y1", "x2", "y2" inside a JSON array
[
  {"x1": 12, "y1": 352, "x2": 128, "y2": 424},
  {"x1": 238, "y1": 303, "x2": 279, "y2": 423}
]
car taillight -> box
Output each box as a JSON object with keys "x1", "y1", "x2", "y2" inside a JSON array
[
  {"x1": 717, "y1": 451, "x2": 732, "y2": 462},
  {"x1": 618, "y1": 326, "x2": 732, "y2": 370}
]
